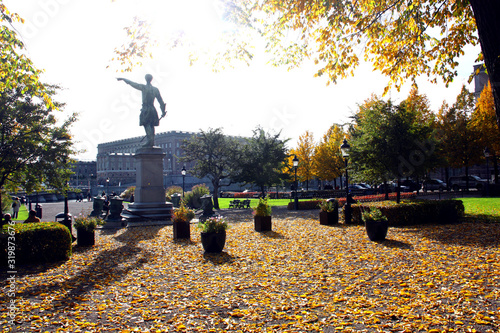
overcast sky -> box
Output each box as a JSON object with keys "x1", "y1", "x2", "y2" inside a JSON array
[{"x1": 6, "y1": 0, "x2": 480, "y2": 160}]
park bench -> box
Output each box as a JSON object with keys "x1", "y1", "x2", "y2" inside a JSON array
[
  {"x1": 238, "y1": 199, "x2": 251, "y2": 209},
  {"x1": 229, "y1": 199, "x2": 240, "y2": 208}
]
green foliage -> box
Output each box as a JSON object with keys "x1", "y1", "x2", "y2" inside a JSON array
[
  {"x1": 166, "y1": 186, "x2": 182, "y2": 202},
  {"x1": 253, "y1": 196, "x2": 272, "y2": 217},
  {"x1": 350, "y1": 91, "x2": 437, "y2": 185},
  {"x1": 184, "y1": 184, "x2": 210, "y2": 209},
  {"x1": 73, "y1": 216, "x2": 105, "y2": 232},
  {"x1": 235, "y1": 127, "x2": 290, "y2": 196},
  {"x1": 287, "y1": 200, "x2": 322, "y2": 211},
  {"x1": 180, "y1": 128, "x2": 241, "y2": 209},
  {"x1": 350, "y1": 200, "x2": 464, "y2": 226},
  {"x1": 1, "y1": 190, "x2": 12, "y2": 214},
  {"x1": 120, "y1": 186, "x2": 135, "y2": 200},
  {"x1": 437, "y1": 86, "x2": 481, "y2": 171},
  {"x1": 1, "y1": 222, "x2": 72, "y2": 266},
  {"x1": 173, "y1": 202, "x2": 195, "y2": 223},
  {"x1": 197, "y1": 216, "x2": 229, "y2": 233},
  {"x1": 361, "y1": 207, "x2": 388, "y2": 222},
  {"x1": 318, "y1": 199, "x2": 338, "y2": 213}
]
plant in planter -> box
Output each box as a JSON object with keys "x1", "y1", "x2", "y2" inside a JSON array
[
  {"x1": 361, "y1": 207, "x2": 389, "y2": 241},
  {"x1": 173, "y1": 202, "x2": 195, "y2": 240},
  {"x1": 318, "y1": 199, "x2": 339, "y2": 225},
  {"x1": 253, "y1": 196, "x2": 272, "y2": 232},
  {"x1": 73, "y1": 216, "x2": 105, "y2": 247},
  {"x1": 197, "y1": 216, "x2": 229, "y2": 253}
]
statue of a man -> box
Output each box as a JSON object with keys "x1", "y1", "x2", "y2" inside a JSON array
[{"x1": 117, "y1": 74, "x2": 166, "y2": 147}]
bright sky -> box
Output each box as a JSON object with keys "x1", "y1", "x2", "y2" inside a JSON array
[{"x1": 6, "y1": 0, "x2": 480, "y2": 161}]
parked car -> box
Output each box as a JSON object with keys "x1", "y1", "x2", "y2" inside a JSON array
[
  {"x1": 377, "y1": 182, "x2": 410, "y2": 194},
  {"x1": 448, "y1": 175, "x2": 487, "y2": 191},
  {"x1": 348, "y1": 184, "x2": 366, "y2": 192},
  {"x1": 422, "y1": 179, "x2": 447, "y2": 192},
  {"x1": 400, "y1": 179, "x2": 421, "y2": 192}
]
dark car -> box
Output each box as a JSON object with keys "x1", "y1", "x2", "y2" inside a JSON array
[
  {"x1": 377, "y1": 182, "x2": 409, "y2": 194},
  {"x1": 400, "y1": 180, "x2": 420, "y2": 192},
  {"x1": 422, "y1": 179, "x2": 446, "y2": 192}
]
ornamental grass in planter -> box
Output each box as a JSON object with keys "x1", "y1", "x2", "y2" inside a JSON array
[
  {"x1": 74, "y1": 216, "x2": 105, "y2": 247},
  {"x1": 173, "y1": 202, "x2": 195, "y2": 240},
  {"x1": 361, "y1": 207, "x2": 388, "y2": 241},
  {"x1": 253, "y1": 196, "x2": 272, "y2": 232},
  {"x1": 318, "y1": 199, "x2": 339, "y2": 225},
  {"x1": 197, "y1": 216, "x2": 229, "y2": 253}
]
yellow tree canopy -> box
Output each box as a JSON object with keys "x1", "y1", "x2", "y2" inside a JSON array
[
  {"x1": 293, "y1": 131, "x2": 316, "y2": 185},
  {"x1": 471, "y1": 82, "x2": 500, "y2": 155},
  {"x1": 313, "y1": 125, "x2": 345, "y2": 181}
]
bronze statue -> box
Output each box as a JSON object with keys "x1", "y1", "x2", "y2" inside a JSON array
[{"x1": 117, "y1": 74, "x2": 167, "y2": 147}]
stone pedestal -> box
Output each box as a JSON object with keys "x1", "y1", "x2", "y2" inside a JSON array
[
  {"x1": 121, "y1": 147, "x2": 173, "y2": 226},
  {"x1": 103, "y1": 196, "x2": 127, "y2": 228}
]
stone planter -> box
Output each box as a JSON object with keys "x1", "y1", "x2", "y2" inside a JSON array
[
  {"x1": 200, "y1": 231, "x2": 226, "y2": 253},
  {"x1": 364, "y1": 219, "x2": 388, "y2": 241},
  {"x1": 319, "y1": 210, "x2": 338, "y2": 225},
  {"x1": 76, "y1": 228, "x2": 95, "y2": 247},
  {"x1": 173, "y1": 221, "x2": 190, "y2": 240},
  {"x1": 254, "y1": 215, "x2": 272, "y2": 232}
]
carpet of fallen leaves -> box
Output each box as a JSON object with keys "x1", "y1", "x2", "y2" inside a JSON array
[{"x1": 1, "y1": 208, "x2": 500, "y2": 332}]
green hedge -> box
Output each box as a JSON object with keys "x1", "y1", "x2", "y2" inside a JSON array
[
  {"x1": 287, "y1": 200, "x2": 322, "y2": 210},
  {"x1": 348, "y1": 200, "x2": 464, "y2": 226},
  {"x1": 1, "y1": 222, "x2": 72, "y2": 266}
]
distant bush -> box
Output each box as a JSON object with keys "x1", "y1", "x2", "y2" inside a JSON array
[
  {"x1": 120, "y1": 186, "x2": 135, "y2": 200},
  {"x1": 347, "y1": 200, "x2": 464, "y2": 226},
  {"x1": 287, "y1": 200, "x2": 322, "y2": 210},
  {"x1": 184, "y1": 184, "x2": 210, "y2": 209},
  {"x1": 166, "y1": 186, "x2": 183, "y2": 202},
  {"x1": 1, "y1": 222, "x2": 72, "y2": 266}
]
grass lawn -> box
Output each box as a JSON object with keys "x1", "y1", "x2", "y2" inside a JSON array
[
  {"x1": 459, "y1": 197, "x2": 500, "y2": 222},
  {"x1": 217, "y1": 197, "x2": 297, "y2": 209},
  {"x1": 12, "y1": 204, "x2": 28, "y2": 221}
]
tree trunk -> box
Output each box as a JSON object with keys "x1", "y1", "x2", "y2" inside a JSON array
[
  {"x1": 212, "y1": 180, "x2": 220, "y2": 210},
  {"x1": 494, "y1": 154, "x2": 499, "y2": 184},
  {"x1": 469, "y1": 0, "x2": 500, "y2": 129}
]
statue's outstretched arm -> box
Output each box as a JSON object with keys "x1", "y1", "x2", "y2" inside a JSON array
[{"x1": 116, "y1": 78, "x2": 143, "y2": 91}]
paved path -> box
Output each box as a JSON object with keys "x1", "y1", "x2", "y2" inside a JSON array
[{"x1": 29, "y1": 200, "x2": 94, "y2": 222}]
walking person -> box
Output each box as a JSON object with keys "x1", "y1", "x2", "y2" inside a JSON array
[{"x1": 12, "y1": 197, "x2": 20, "y2": 219}]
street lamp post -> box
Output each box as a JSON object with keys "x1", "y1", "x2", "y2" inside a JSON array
[
  {"x1": 181, "y1": 166, "x2": 186, "y2": 198},
  {"x1": 484, "y1": 147, "x2": 491, "y2": 196},
  {"x1": 340, "y1": 138, "x2": 351, "y2": 224},
  {"x1": 293, "y1": 155, "x2": 299, "y2": 210},
  {"x1": 106, "y1": 178, "x2": 110, "y2": 198}
]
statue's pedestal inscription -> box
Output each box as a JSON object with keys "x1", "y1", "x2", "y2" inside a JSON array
[{"x1": 122, "y1": 147, "x2": 173, "y2": 226}]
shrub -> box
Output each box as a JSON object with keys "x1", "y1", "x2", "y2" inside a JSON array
[
  {"x1": 166, "y1": 186, "x2": 183, "y2": 202},
  {"x1": 184, "y1": 184, "x2": 210, "y2": 209},
  {"x1": 253, "y1": 196, "x2": 272, "y2": 216},
  {"x1": 287, "y1": 200, "x2": 322, "y2": 210},
  {"x1": 1, "y1": 222, "x2": 72, "y2": 266},
  {"x1": 1, "y1": 190, "x2": 12, "y2": 215},
  {"x1": 348, "y1": 200, "x2": 464, "y2": 226},
  {"x1": 120, "y1": 186, "x2": 135, "y2": 200}
]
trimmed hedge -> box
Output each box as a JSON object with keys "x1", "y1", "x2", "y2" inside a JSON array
[
  {"x1": 1, "y1": 222, "x2": 72, "y2": 266},
  {"x1": 287, "y1": 200, "x2": 322, "y2": 210},
  {"x1": 348, "y1": 200, "x2": 464, "y2": 226}
]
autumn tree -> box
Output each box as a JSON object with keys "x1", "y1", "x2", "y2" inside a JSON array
[
  {"x1": 0, "y1": 4, "x2": 55, "y2": 108},
  {"x1": 107, "y1": 1, "x2": 500, "y2": 128},
  {"x1": 180, "y1": 128, "x2": 241, "y2": 209},
  {"x1": 471, "y1": 82, "x2": 500, "y2": 183},
  {"x1": 291, "y1": 131, "x2": 315, "y2": 191},
  {"x1": 0, "y1": 85, "x2": 76, "y2": 217},
  {"x1": 350, "y1": 92, "x2": 436, "y2": 202},
  {"x1": 234, "y1": 127, "x2": 289, "y2": 197},
  {"x1": 436, "y1": 86, "x2": 481, "y2": 190},
  {"x1": 313, "y1": 125, "x2": 345, "y2": 188}
]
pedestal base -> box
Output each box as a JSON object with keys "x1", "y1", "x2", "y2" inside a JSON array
[
  {"x1": 122, "y1": 202, "x2": 173, "y2": 227},
  {"x1": 122, "y1": 146, "x2": 173, "y2": 226}
]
